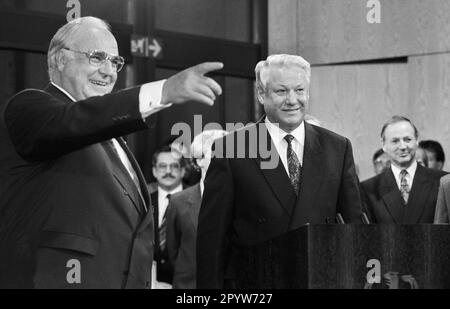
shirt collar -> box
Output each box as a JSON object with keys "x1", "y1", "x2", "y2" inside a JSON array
[
  {"x1": 51, "y1": 82, "x2": 77, "y2": 102},
  {"x1": 391, "y1": 160, "x2": 418, "y2": 180},
  {"x1": 264, "y1": 117, "x2": 305, "y2": 146}
]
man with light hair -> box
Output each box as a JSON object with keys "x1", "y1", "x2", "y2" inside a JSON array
[
  {"x1": 166, "y1": 129, "x2": 227, "y2": 289},
  {"x1": 197, "y1": 54, "x2": 363, "y2": 288},
  {"x1": 0, "y1": 16, "x2": 223, "y2": 288}
]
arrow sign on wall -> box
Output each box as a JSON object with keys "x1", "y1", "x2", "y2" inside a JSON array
[
  {"x1": 131, "y1": 35, "x2": 163, "y2": 59},
  {"x1": 148, "y1": 38, "x2": 161, "y2": 58}
]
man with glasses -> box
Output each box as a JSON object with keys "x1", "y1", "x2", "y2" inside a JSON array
[
  {"x1": 150, "y1": 145, "x2": 186, "y2": 288},
  {"x1": 0, "y1": 16, "x2": 222, "y2": 288}
]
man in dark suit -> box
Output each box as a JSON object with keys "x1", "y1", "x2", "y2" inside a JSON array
[
  {"x1": 361, "y1": 116, "x2": 447, "y2": 224},
  {"x1": 150, "y1": 145, "x2": 186, "y2": 288},
  {"x1": 196, "y1": 54, "x2": 363, "y2": 289},
  {"x1": 0, "y1": 16, "x2": 222, "y2": 288},
  {"x1": 166, "y1": 129, "x2": 227, "y2": 289}
]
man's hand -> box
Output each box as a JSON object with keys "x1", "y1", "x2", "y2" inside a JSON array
[{"x1": 161, "y1": 62, "x2": 223, "y2": 106}]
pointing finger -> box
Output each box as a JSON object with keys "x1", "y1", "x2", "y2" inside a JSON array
[{"x1": 194, "y1": 62, "x2": 224, "y2": 75}]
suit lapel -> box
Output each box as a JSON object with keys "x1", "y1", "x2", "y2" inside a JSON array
[
  {"x1": 188, "y1": 184, "x2": 202, "y2": 229},
  {"x1": 380, "y1": 169, "x2": 405, "y2": 223},
  {"x1": 403, "y1": 165, "x2": 429, "y2": 223},
  {"x1": 289, "y1": 123, "x2": 325, "y2": 229},
  {"x1": 101, "y1": 140, "x2": 145, "y2": 216},
  {"x1": 252, "y1": 120, "x2": 297, "y2": 217},
  {"x1": 117, "y1": 137, "x2": 149, "y2": 211}
]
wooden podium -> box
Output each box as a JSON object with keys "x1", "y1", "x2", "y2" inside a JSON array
[{"x1": 235, "y1": 224, "x2": 450, "y2": 289}]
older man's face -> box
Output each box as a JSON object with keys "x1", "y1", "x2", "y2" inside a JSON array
[
  {"x1": 382, "y1": 121, "x2": 418, "y2": 169},
  {"x1": 59, "y1": 27, "x2": 118, "y2": 100},
  {"x1": 259, "y1": 66, "x2": 309, "y2": 132}
]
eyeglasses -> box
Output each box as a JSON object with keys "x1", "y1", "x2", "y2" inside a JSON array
[
  {"x1": 156, "y1": 163, "x2": 181, "y2": 172},
  {"x1": 63, "y1": 48, "x2": 125, "y2": 72}
]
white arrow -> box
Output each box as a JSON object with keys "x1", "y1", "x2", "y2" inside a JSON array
[{"x1": 148, "y1": 39, "x2": 161, "y2": 58}]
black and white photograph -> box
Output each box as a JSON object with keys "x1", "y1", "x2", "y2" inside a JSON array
[{"x1": 1, "y1": 0, "x2": 450, "y2": 293}]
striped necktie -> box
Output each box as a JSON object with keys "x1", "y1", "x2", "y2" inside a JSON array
[{"x1": 284, "y1": 134, "x2": 301, "y2": 194}]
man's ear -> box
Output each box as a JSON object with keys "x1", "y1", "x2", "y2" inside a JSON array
[
  {"x1": 152, "y1": 167, "x2": 157, "y2": 178},
  {"x1": 257, "y1": 88, "x2": 265, "y2": 105},
  {"x1": 180, "y1": 167, "x2": 186, "y2": 178},
  {"x1": 381, "y1": 139, "x2": 386, "y2": 152},
  {"x1": 55, "y1": 50, "x2": 67, "y2": 72}
]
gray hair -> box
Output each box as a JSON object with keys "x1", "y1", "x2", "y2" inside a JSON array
[
  {"x1": 191, "y1": 130, "x2": 228, "y2": 159},
  {"x1": 47, "y1": 16, "x2": 111, "y2": 81},
  {"x1": 255, "y1": 54, "x2": 311, "y2": 93}
]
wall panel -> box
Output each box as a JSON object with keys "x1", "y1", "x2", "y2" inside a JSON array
[
  {"x1": 269, "y1": 0, "x2": 450, "y2": 64},
  {"x1": 309, "y1": 63, "x2": 408, "y2": 180}
]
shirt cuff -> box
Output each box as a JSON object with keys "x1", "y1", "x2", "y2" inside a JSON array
[{"x1": 139, "y1": 79, "x2": 173, "y2": 119}]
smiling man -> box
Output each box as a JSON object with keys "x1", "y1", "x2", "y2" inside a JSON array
[
  {"x1": 361, "y1": 116, "x2": 447, "y2": 224},
  {"x1": 196, "y1": 54, "x2": 363, "y2": 288},
  {"x1": 0, "y1": 16, "x2": 223, "y2": 288}
]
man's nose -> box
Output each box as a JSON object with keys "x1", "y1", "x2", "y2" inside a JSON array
[
  {"x1": 285, "y1": 90, "x2": 297, "y2": 103},
  {"x1": 399, "y1": 140, "x2": 407, "y2": 149},
  {"x1": 99, "y1": 59, "x2": 116, "y2": 76}
]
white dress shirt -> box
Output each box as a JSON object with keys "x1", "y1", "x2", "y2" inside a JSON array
[
  {"x1": 264, "y1": 117, "x2": 305, "y2": 177},
  {"x1": 157, "y1": 184, "x2": 183, "y2": 227},
  {"x1": 391, "y1": 160, "x2": 417, "y2": 191}
]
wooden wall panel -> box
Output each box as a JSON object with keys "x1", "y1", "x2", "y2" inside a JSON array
[
  {"x1": 268, "y1": 0, "x2": 298, "y2": 55},
  {"x1": 309, "y1": 63, "x2": 408, "y2": 181},
  {"x1": 269, "y1": 0, "x2": 450, "y2": 64},
  {"x1": 408, "y1": 53, "x2": 450, "y2": 173}
]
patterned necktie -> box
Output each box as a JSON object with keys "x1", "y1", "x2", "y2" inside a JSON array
[
  {"x1": 400, "y1": 169, "x2": 410, "y2": 204},
  {"x1": 159, "y1": 193, "x2": 171, "y2": 251},
  {"x1": 284, "y1": 134, "x2": 301, "y2": 194}
]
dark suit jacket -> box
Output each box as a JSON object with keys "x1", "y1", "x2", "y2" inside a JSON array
[
  {"x1": 196, "y1": 119, "x2": 363, "y2": 288},
  {"x1": 151, "y1": 190, "x2": 174, "y2": 284},
  {"x1": 0, "y1": 84, "x2": 155, "y2": 288},
  {"x1": 166, "y1": 184, "x2": 201, "y2": 289},
  {"x1": 361, "y1": 165, "x2": 447, "y2": 223}
]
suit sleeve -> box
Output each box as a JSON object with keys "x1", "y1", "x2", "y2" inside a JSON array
[
  {"x1": 337, "y1": 138, "x2": 364, "y2": 223},
  {"x1": 434, "y1": 178, "x2": 450, "y2": 223},
  {"x1": 4, "y1": 87, "x2": 148, "y2": 161},
  {"x1": 166, "y1": 200, "x2": 180, "y2": 266},
  {"x1": 196, "y1": 152, "x2": 234, "y2": 289},
  {"x1": 360, "y1": 182, "x2": 376, "y2": 223}
]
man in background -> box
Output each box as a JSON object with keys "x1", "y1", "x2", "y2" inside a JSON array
[
  {"x1": 151, "y1": 145, "x2": 186, "y2": 287},
  {"x1": 372, "y1": 148, "x2": 390, "y2": 175},
  {"x1": 419, "y1": 140, "x2": 445, "y2": 171},
  {"x1": 166, "y1": 129, "x2": 227, "y2": 289},
  {"x1": 361, "y1": 116, "x2": 447, "y2": 223}
]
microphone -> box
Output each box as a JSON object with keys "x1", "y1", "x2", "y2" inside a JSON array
[
  {"x1": 336, "y1": 213, "x2": 345, "y2": 224},
  {"x1": 361, "y1": 212, "x2": 371, "y2": 224}
]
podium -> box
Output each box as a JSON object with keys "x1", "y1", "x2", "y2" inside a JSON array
[{"x1": 235, "y1": 224, "x2": 450, "y2": 289}]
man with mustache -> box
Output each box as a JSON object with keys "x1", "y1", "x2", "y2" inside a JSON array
[
  {"x1": 151, "y1": 145, "x2": 186, "y2": 287},
  {"x1": 197, "y1": 54, "x2": 363, "y2": 288},
  {"x1": 361, "y1": 116, "x2": 447, "y2": 223}
]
